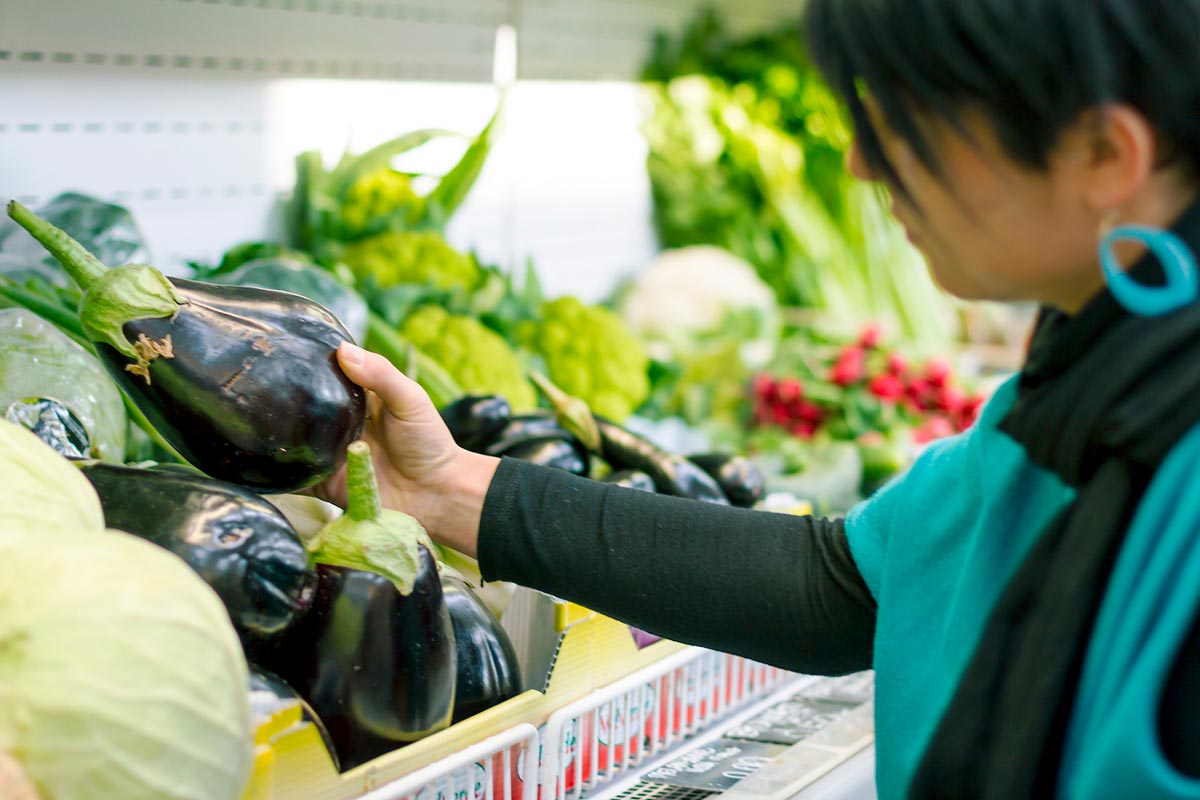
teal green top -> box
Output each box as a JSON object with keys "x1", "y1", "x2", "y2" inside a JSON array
[
  {"x1": 1058, "y1": 421, "x2": 1200, "y2": 799},
  {"x1": 849, "y1": 375, "x2": 1200, "y2": 798},
  {"x1": 846, "y1": 375, "x2": 1074, "y2": 797}
]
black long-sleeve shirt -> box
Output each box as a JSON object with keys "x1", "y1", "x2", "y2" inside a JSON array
[{"x1": 478, "y1": 458, "x2": 875, "y2": 675}]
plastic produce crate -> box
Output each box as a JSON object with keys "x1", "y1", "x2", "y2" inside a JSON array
[{"x1": 241, "y1": 589, "x2": 698, "y2": 799}]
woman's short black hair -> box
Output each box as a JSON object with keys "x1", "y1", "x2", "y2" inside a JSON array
[{"x1": 803, "y1": 0, "x2": 1200, "y2": 194}]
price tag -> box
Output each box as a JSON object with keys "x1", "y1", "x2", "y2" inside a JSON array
[
  {"x1": 796, "y1": 671, "x2": 874, "y2": 705},
  {"x1": 723, "y1": 698, "x2": 858, "y2": 746},
  {"x1": 641, "y1": 738, "x2": 787, "y2": 791}
]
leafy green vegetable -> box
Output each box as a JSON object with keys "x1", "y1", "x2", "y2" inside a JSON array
[
  {"x1": 641, "y1": 11, "x2": 956, "y2": 342},
  {"x1": 286, "y1": 99, "x2": 503, "y2": 259},
  {"x1": 0, "y1": 418, "x2": 104, "y2": 543},
  {"x1": 519, "y1": 297, "x2": 649, "y2": 421},
  {"x1": 302, "y1": 440, "x2": 437, "y2": 595},
  {"x1": 0, "y1": 308, "x2": 126, "y2": 461},
  {"x1": 0, "y1": 192, "x2": 150, "y2": 288},
  {"x1": 402, "y1": 305, "x2": 537, "y2": 410},
  {"x1": 0, "y1": 526, "x2": 253, "y2": 800}
]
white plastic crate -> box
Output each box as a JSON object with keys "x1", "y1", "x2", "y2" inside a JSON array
[
  {"x1": 540, "y1": 649, "x2": 795, "y2": 800},
  {"x1": 358, "y1": 724, "x2": 541, "y2": 800}
]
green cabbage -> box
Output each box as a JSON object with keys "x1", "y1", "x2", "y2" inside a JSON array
[
  {"x1": 0, "y1": 418, "x2": 103, "y2": 543},
  {"x1": 0, "y1": 528, "x2": 253, "y2": 800},
  {"x1": 0, "y1": 308, "x2": 127, "y2": 462}
]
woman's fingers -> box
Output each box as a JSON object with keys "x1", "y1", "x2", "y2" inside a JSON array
[{"x1": 337, "y1": 342, "x2": 430, "y2": 421}]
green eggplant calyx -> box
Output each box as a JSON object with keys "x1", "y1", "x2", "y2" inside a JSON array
[
  {"x1": 6, "y1": 200, "x2": 107, "y2": 289},
  {"x1": 80, "y1": 264, "x2": 184, "y2": 371},
  {"x1": 306, "y1": 440, "x2": 438, "y2": 596},
  {"x1": 530, "y1": 371, "x2": 602, "y2": 452}
]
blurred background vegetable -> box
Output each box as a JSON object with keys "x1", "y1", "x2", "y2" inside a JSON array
[{"x1": 640, "y1": 8, "x2": 957, "y2": 343}]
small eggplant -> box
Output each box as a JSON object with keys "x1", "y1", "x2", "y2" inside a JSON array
[
  {"x1": 687, "y1": 452, "x2": 767, "y2": 508},
  {"x1": 483, "y1": 412, "x2": 578, "y2": 456},
  {"x1": 248, "y1": 666, "x2": 340, "y2": 772},
  {"x1": 79, "y1": 462, "x2": 317, "y2": 643},
  {"x1": 500, "y1": 436, "x2": 589, "y2": 476},
  {"x1": 596, "y1": 418, "x2": 729, "y2": 504},
  {"x1": 600, "y1": 469, "x2": 657, "y2": 493},
  {"x1": 443, "y1": 574, "x2": 523, "y2": 724},
  {"x1": 440, "y1": 394, "x2": 512, "y2": 452},
  {"x1": 8, "y1": 201, "x2": 366, "y2": 493},
  {"x1": 257, "y1": 558, "x2": 456, "y2": 771}
]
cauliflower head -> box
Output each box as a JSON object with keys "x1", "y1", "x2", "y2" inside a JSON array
[
  {"x1": 339, "y1": 168, "x2": 423, "y2": 238},
  {"x1": 620, "y1": 245, "x2": 779, "y2": 367},
  {"x1": 401, "y1": 306, "x2": 537, "y2": 410},
  {"x1": 341, "y1": 231, "x2": 483, "y2": 291},
  {"x1": 522, "y1": 297, "x2": 649, "y2": 422}
]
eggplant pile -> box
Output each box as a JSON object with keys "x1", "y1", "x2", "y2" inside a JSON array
[{"x1": 440, "y1": 394, "x2": 766, "y2": 507}]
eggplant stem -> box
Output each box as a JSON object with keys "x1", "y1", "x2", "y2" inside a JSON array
[
  {"x1": 529, "y1": 371, "x2": 602, "y2": 453},
  {"x1": 6, "y1": 201, "x2": 108, "y2": 290},
  {"x1": 345, "y1": 440, "x2": 382, "y2": 522}
]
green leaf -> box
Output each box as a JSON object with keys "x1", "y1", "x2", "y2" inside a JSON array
[
  {"x1": 425, "y1": 96, "x2": 504, "y2": 222},
  {"x1": 328, "y1": 128, "x2": 463, "y2": 200}
]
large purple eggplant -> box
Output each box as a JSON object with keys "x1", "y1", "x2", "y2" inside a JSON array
[
  {"x1": 255, "y1": 557, "x2": 456, "y2": 770},
  {"x1": 248, "y1": 440, "x2": 456, "y2": 770},
  {"x1": 7, "y1": 201, "x2": 365, "y2": 493},
  {"x1": 80, "y1": 462, "x2": 317, "y2": 644}
]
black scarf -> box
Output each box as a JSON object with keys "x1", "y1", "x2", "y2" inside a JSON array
[{"x1": 908, "y1": 197, "x2": 1200, "y2": 799}]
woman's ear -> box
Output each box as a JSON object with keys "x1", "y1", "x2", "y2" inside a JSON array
[{"x1": 1070, "y1": 105, "x2": 1158, "y2": 213}]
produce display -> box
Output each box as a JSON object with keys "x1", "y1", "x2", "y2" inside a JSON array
[
  {"x1": 0, "y1": 23, "x2": 993, "y2": 789},
  {"x1": 440, "y1": 387, "x2": 765, "y2": 509},
  {"x1": 0, "y1": 188, "x2": 545, "y2": 792}
]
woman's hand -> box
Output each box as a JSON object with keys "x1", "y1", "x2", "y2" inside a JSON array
[{"x1": 313, "y1": 342, "x2": 499, "y2": 557}]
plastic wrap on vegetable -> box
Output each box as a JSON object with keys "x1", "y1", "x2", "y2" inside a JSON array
[
  {"x1": 0, "y1": 418, "x2": 104, "y2": 544},
  {"x1": 0, "y1": 192, "x2": 149, "y2": 287},
  {"x1": 0, "y1": 308, "x2": 126, "y2": 461}
]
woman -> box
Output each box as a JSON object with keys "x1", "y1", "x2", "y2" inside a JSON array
[{"x1": 317, "y1": 1, "x2": 1200, "y2": 797}]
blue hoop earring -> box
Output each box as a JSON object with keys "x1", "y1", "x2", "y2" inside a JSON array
[{"x1": 1099, "y1": 225, "x2": 1200, "y2": 316}]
